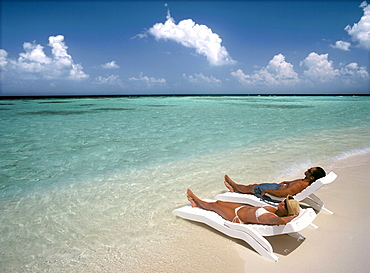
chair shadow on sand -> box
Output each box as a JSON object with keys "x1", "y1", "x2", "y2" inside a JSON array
[{"x1": 186, "y1": 218, "x2": 305, "y2": 258}]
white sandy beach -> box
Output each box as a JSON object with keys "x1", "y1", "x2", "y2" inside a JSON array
[{"x1": 136, "y1": 152, "x2": 370, "y2": 273}]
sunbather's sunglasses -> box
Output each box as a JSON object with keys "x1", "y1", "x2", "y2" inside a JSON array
[
  {"x1": 307, "y1": 168, "x2": 317, "y2": 176},
  {"x1": 283, "y1": 199, "x2": 288, "y2": 210}
]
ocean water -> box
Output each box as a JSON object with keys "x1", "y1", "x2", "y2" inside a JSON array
[{"x1": 1, "y1": 96, "x2": 369, "y2": 271}]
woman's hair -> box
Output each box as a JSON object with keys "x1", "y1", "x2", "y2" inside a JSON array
[{"x1": 285, "y1": 195, "x2": 300, "y2": 216}]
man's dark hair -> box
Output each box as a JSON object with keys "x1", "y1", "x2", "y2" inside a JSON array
[{"x1": 312, "y1": 167, "x2": 326, "y2": 181}]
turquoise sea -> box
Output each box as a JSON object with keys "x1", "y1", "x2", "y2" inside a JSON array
[{"x1": 1, "y1": 96, "x2": 370, "y2": 271}]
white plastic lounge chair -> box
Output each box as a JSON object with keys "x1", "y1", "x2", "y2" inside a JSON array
[
  {"x1": 216, "y1": 171, "x2": 337, "y2": 214},
  {"x1": 173, "y1": 200, "x2": 317, "y2": 262}
]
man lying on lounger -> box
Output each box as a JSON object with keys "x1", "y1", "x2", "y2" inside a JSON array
[{"x1": 224, "y1": 167, "x2": 326, "y2": 199}]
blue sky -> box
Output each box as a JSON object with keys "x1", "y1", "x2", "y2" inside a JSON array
[{"x1": 1, "y1": 0, "x2": 370, "y2": 96}]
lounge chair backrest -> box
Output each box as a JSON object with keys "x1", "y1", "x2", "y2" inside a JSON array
[{"x1": 294, "y1": 171, "x2": 337, "y2": 200}]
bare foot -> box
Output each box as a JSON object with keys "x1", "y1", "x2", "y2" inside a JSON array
[
  {"x1": 187, "y1": 189, "x2": 198, "y2": 207},
  {"x1": 224, "y1": 175, "x2": 235, "y2": 192}
]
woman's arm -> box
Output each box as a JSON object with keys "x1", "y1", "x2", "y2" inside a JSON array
[{"x1": 258, "y1": 213, "x2": 298, "y2": 225}]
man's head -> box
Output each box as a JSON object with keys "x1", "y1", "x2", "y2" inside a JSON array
[{"x1": 306, "y1": 167, "x2": 326, "y2": 184}]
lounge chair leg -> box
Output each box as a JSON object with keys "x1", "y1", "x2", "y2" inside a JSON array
[
  {"x1": 309, "y1": 223, "x2": 319, "y2": 229},
  {"x1": 320, "y1": 206, "x2": 334, "y2": 215},
  {"x1": 287, "y1": 232, "x2": 305, "y2": 242},
  {"x1": 302, "y1": 195, "x2": 334, "y2": 214}
]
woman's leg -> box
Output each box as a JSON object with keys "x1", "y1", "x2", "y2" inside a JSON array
[{"x1": 187, "y1": 189, "x2": 245, "y2": 222}]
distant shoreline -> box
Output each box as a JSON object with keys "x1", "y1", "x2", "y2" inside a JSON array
[{"x1": 1, "y1": 94, "x2": 369, "y2": 100}]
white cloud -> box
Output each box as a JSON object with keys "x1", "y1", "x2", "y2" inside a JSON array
[
  {"x1": 266, "y1": 54, "x2": 299, "y2": 81},
  {"x1": 129, "y1": 72, "x2": 166, "y2": 87},
  {"x1": 0, "y1": 49, "x2": 8, "y2": 68},
  {"x1": 48, "y1": 35, "x2": 74, "y2": 70},
  {"x1": 231, "y1": 54, "x2": 299, "y2": 85},
  {"x1": 339, "y1": 62, "x2": 370, "y2": 84},
  {"x1": 70, "y1": 64, "x2": 89, "y2": 79},
  {"x1": 146, "y1": 10, "x2": 235, "y2": 66},
  {"x1": 300, "y1": 52, "x2": 339, "y2": 82},
  {"x1": 3, "y1": 35, "x2": 88, "y2": 80},
  {"x1": 102, "y1": 61, "x2": 120, "y2": 69},
  {"x1": 20, "y1": 43, "x2": 52, "y2": 64},
  {"x1": 231, "y1": 52, "x2": 368, "y2": 87},
  {"x1": 330, "y1": 40, "x2": 351, "y2": 51},
  {"x1": 230, "y1": 69, "x2": 249, "y2": 84},
  {"x1": 299, "y1": 52, "x2": 369, "y2": 85},
  {"x1": 345, "y1": 1, "x2": 370, "y2": 50},
  {"x1": 94, "y1": 74, "x2": 123, "y2": 86},
  {"x1": 183, "y1": 73, "x2": 221, "y2": 86}
]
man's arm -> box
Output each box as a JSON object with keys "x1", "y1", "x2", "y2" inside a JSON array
[
  {"x1": 279, "y1": 179, "x2": 300, "y2": 185},
  {"x1": 261, "y1": 183, "x2": 305, "y2": 198}
]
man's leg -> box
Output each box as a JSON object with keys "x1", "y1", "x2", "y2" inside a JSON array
[{"x1": 224, "y1": 175, "x2": 256, "y2": 194}]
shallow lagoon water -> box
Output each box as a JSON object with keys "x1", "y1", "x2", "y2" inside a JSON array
[{"x1": 1, "y1": 96, "x2": 369, "y2": 271}]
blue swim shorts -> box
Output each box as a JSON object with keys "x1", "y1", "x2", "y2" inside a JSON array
[{"x1": 253, "y1": 183, "x2": 281, "y2": 197}]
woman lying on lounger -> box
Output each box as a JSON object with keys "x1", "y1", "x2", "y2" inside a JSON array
[{"x1": 187, "y1": 189, "x2": 300, "y2": 225}]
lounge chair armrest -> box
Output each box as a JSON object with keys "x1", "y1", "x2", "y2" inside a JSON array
[{"x1": 264, "y1": 194, "x2": 284, "y2": 201}]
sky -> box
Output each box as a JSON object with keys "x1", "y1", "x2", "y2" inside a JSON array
[{"x1": 1, "y1": 0, "x2": 370, "y2": 96}]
